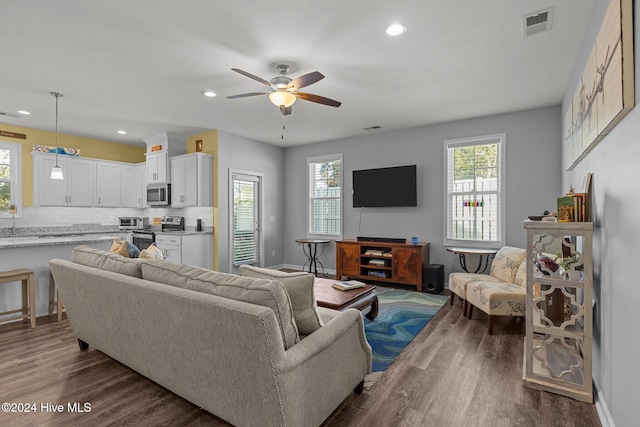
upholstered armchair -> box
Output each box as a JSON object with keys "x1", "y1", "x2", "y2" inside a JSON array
[{"x1": 464, "y1": 246, "x2": 527, "y2": 334}]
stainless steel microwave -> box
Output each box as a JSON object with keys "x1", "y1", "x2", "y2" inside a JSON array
[
  {"x1": 118, "y1": 217, "x2": 148, "y2": 230},
  {"x1": 147, "y1": 183, "x2": 170, "y2": 206}
]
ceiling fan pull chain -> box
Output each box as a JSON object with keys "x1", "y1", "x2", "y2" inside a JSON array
[{"x1": 281, "y1": 115, "x2": 286, "y2": 140}]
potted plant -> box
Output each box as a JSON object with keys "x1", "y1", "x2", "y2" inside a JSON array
[
  {"x1": 556, "y1": 252, "x2": 583, "y2": 280},
  {"x1": 8, "y1": 204, "x2": 16, "y2": 215}
]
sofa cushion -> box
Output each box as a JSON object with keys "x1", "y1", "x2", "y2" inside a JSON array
[
  {"x1": 72, "y1": 245, "x2": 144, "y2": 278},
  {"x1": 141, "y1": 260, "x2": 299, "y2": 349},
  {"x1": 239, "y1": 265, "x2": 324, "y2": 335},
  {"x1": 448, "y1": 272, "x2": 500, "y2": 299},
  {"x1": 490, "y1": 246, "x2": 526, "y2": 283},
  {"x1": 466, "y1": 280, "x2": 526, "y2": 317}
]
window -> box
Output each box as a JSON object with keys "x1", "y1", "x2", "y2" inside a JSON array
[
  {"x1": 307, "y1": 154, "x2": 342, "y2": 237},
  {"x1": 0, "y1": 142, "x2": 22, "y2": 216},
  {"x1": 444, "y1": 134, "x2": 505, "y2": 248}
]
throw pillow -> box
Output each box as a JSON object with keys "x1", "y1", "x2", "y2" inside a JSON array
[
  {"x1": 126, "y1": 242, "x2": 140, "y2": 258},
  {"x1": 139, "y1": 243, "x2": 164, "y2": 260},
  {"x1": 239, "y1": 265, "x2": 324, "y2": 335},
  {"x1": 111, "y1": 239, "x2": 130, "y2": 258}
]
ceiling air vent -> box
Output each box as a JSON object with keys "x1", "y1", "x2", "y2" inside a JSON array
[
  {"x1": 0, "y1": 111, "x2": 22, "y2": 119},
  {"x1": 522, "y1": 7, "x2": 554, "y2": 38}
]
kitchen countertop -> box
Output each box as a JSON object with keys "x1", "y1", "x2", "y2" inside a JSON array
[
  {"x1": 0, "y1": 232, "x2": 129, "y2": 249},
  {"x1": 154, "y1": 230, "x2": 213, "y2": 236}
]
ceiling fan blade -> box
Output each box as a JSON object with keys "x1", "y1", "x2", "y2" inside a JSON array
[
  {"x1": 295, "y1": 92, "x2": 341, "y2": 107},
  {"x1": 288, "y1": 71, "x2": 324, "y2": 90},
  {"x1": 280, "y1": 105, "x2": 293, "y2": 115},
  {"x1": 231, "y1": 68, "x2": 272, "y2": 87},
  {"x1": 226, "y1": 92, "x2": 269, "y2": 99}
]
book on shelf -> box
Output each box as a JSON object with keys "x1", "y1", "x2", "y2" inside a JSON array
[
  {"x1": 364, "y1": 250, "x2": 385, "y2": 256},
  {"x1": 557, "y1": 193, "x2": 589, "y2": 222},
  {"x1": 332, "y1": 280, "x2": 367, "y2": 291},
  {"x1": 368, "y1": 259, "x2": 387, "y2": 266}
]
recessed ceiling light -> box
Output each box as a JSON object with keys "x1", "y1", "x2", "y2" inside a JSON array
[
  {"x1": 17, "y1": 110, "x2": 31, "y2": 115},
  {"x1": 202, "y1": 91, "x2": 217, "y2": 97},
  {"x1": 385, "y1": 23, "x2": 407, "y2": 36},
  {"x1": 117, "y1": 130, "x2": 127, "y2": 135}
]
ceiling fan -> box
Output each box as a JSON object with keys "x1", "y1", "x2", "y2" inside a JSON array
[{"x1": 227, "y1": 64, "x2": 341, "y2": 115}]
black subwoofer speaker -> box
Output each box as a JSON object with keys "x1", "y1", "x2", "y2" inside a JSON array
[{"x1": 423, "y1": 264, "x2": 444, "y2": 294}]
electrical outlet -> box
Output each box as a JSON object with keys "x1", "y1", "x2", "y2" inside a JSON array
[
  {"x1": 272, "y1": 250, "x2": 276, "y2": 257},
  {"x1": 55, "y1": 216, "x2": 61, "y2": 222}
]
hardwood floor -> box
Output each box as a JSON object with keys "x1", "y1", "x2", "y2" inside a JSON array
[{"x1": 0, "y1": 295, "x2": 601, "y2": 427}]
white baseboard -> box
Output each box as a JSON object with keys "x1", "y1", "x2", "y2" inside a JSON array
[
  {"x1": 593, "y1": 378, "x2": 615, "y2": 427},
  {"x1": 281, "y1": 264, "x2": 336, "y2": 276}
]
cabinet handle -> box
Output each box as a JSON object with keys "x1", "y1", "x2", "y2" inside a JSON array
[
  {"x1": 68, "y1": 195, "x2": 71, "y2": 204},
  {"x1": 98, "y1": 196, "x2": 101, "y2": 204}
]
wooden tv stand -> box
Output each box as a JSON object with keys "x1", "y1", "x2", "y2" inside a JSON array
[{"x1": 336, "y1": 239, "x2": 430, "y2": 292}]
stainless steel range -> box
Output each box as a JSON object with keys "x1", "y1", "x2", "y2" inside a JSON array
[
  {"x1": 130, "y1": 229, "x2": 156, "y2": 250},
  {"x1": 160, "y1": 216, "x2": 185, "y2": 232}
]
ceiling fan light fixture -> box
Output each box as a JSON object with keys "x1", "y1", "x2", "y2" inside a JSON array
[{"x1": 269, "y1": 91, "x2": 296, "y2": 108}]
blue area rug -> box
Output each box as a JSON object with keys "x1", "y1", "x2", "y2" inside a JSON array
[{"x1": 364, "y1": 288, "x2": 448, "y2": 372}]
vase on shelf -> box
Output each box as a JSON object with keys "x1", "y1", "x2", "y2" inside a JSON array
[{"x1": 565, "y1": 270, "x2": 582, "y2": 281}]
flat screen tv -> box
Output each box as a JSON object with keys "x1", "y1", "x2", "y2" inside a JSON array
[{"x1": 353, "y1": 165, "x2": 417, "y2": 207}]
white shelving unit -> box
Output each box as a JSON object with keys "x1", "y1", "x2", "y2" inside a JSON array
[{"x1": 523, "y1": 220, "x2": 593, "y2": 403}]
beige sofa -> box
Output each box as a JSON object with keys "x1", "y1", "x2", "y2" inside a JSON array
[
  {"x1": 49, "y1": 246, "x2": 371, "y2": 427},
  {"x1": 448, "y1": 246, "x2": 527, "y2": 334}
]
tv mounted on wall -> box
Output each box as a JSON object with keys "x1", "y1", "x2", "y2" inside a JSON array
[{"x1": 352, "y1": 165, "x2": 417, "y2": 207}]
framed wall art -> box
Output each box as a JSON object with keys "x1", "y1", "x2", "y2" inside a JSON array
[{"x1": 563, "y1": 0, "x2": 634, "y2": 171}]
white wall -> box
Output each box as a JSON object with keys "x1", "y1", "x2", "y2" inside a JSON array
[
  {"x1": 216, "y1": 130, "x2": 285, "y2": 273},
  {"x1": 283, "y1": 106, "x2": 562, "y2": 276},
  {"x1": 562, "y1": 1, "x2": 639, "y2": 425}
]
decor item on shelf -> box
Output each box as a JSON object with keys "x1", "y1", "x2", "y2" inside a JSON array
[
  {"x1": 32, "y1": 145, "x2": 80, "y2": 156},
  {"x1": 8, "y1": 204, "x2": 16, "y2": 215},
  {"x1": 195, "y1": 139, "x2": 203, "y2": 152},
  {"x1": 49, "y1": 91, "x2": 64, "y2": 180},
  {"x1": 528, "y1": 215, "x2": 543, "y2": 221}
]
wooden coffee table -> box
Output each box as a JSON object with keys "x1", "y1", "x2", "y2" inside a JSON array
[{"x1": 314, "y1": 277, "x2": 378, "y2": 320}]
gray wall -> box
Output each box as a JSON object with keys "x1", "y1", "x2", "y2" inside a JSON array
[
  {"x1": 283, "y1": 106, "x2": 562, "y2": 276},
  {"x1": 562, "y1": 1, "x2": 639, "y2": 425},
  {"x1": 217, "y1": 130, "x2": 285, "y2": 273}
]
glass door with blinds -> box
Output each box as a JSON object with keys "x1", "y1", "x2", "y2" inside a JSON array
[{"x1": 230, "y1": 172, "x2": 262, "y2": 271}]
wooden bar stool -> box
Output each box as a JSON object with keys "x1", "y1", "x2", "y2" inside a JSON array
[
  {"x1": 0, "y1": 268, "x2": 36, "y2": 328},
  {"x1": 48, "y1": 272, "x2": 64, "y2": 321}
]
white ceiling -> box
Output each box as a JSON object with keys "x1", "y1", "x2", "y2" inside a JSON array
[{"x1": 0, "y1": 0, "x2": 593, "y2": 148}]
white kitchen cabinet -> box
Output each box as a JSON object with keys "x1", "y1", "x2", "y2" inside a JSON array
[
  {"x1": 32, "y1": 152, "x2": 94, "y2": 206},
  {"x1": 95, "y1": 161, "x2": 121, "y2": 207},
  {"x1": 146, "y1": 151, "x2": 169, "y2": 183},
  {"x1": 155, "y1": 233, "x2": 213, "y2": 269},
  {"x1": 121, "y1": 163, "x2": 145, "y2": 208},
  {"x1": 170, "y1": 153, "x2": 213, "y2": 208},
  {"x1": 136, "y1": 163, "x2": 146, "y2": 207}
]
